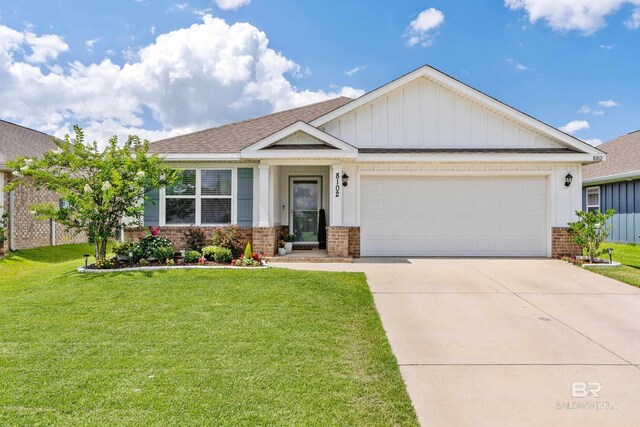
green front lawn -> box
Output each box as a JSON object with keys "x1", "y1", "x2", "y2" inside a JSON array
[
  {"x1": 585, "y1": 242, "x2": 640, "y2": 288},
  {"x1": 0, "y1": 245, "x2": 417, "y2": 426}
]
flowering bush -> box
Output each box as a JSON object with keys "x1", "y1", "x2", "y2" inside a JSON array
[
  {"x1": 94, "y1": 259, "x2": 115, "y2": 269},
  {"x1": 231, "y1": 248, "x2": 263, "y2": 267},
  {"x1": 135, "y1": 235, "x2": 173, "y2": 262},
  {"x1": 211, "y1": 225, "x2": 244, "y2": 257},
  {"x1": 560, "y1": 256, "x2": 585, "y2": 266}
]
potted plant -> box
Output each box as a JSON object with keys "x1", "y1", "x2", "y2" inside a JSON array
[
  {"x1": 277, "y1": 240, "x2": 287, "y2": 256},
  {"x1": 284, "y1": 233, "x2": 295, "y2": 254}
]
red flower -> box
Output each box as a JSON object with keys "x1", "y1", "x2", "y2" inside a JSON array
[{"x1": 148, "y1": 226, "x2": 160, "y2": 237}]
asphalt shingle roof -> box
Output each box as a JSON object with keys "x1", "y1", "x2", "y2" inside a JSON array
[
  {"x1": 149, "y1": 97, "x2": 353, "y2": 154},
  {"x1": 583, "y1": 130, "x2": 640, "y2": 180},
  {"x1": 0, "y1": 120, "x2": 56, "y2": 167}
]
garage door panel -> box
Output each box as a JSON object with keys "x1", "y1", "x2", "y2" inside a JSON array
[{"x1": 360, "y1": 176, "x2": 548, "y2": 257}]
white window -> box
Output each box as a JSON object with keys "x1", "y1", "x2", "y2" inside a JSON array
[
  {"x1": 164, "y1": 169, "x2": 233, "y2": 226},
  {"x1": 586, "y1": 187, "x2": 600, "y2": 213}
]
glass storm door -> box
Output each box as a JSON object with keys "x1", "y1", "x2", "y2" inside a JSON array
[{"x1": 290, "y1": 178, "x2": 321, "y2": 243}]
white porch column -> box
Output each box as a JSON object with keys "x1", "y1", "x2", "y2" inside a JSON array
[
  {"x1": 258, "y1": 164, "x2": 270, "y2": 227},
  {"x1": 330, "y1": 164, "x2": 343, "y2": 226}
]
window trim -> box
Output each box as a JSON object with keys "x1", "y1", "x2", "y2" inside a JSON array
[
  {"x1": 160, "y1": 168, "x2": 236, "y2": 227},
  {"x1": 586, "y1": 186, "x2": 600, "y2": 213}
]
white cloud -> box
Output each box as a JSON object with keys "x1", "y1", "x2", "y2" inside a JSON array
[
  {"x1": 404, "y1": 7, "x2": 445, "y2": 47},
  {"x1": 598, "y1": 99, "x2": 620, "y2": 107},
  {"x1": 560, "y1": 120, "x2": 590, "y2": 134},
  {"x1": 345, "y1": 65, "x2": 365, "y2": 76},
  {"x1": 507, "y1": 58, "x2": 528, "y2": 71},
  {"x1": 215, "y1": 0, "x2": 251, "y2": 11},
  {"x1": 505, "y1": 0, "x2": 640, "y2": 34},
  {"x1": 85, "y1": 38, "x2": 99, "y2": 52},
  {"x1": 583, "y1": 138, "x2": 603, "y2": 145},
  {"x1": 627, "y1": 7, "x2": 640, "y2": 27},
  {"x1": 174, "y1": 3, "x2": 188, "y2": 10},
  {"x1": 0, "y1": 25, "x2": 69, "y2": 63},
  {"x1": 600, "y1": 43, "x2": 615, "y2": 49},
  {"x1": 0, "y1": 16, "x2": 363, "y2": 145},
  {"x1": 150, "y1": 25, "x2": 156, "y2": 35},
  {"x1": 578, "y1": 105, "x2": 604, "y2": 115}
]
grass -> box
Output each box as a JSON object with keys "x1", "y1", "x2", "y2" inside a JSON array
[
  {"x1": 0, "y1": 244, "x2": 417, "y2": 426},
  {"x1": 584, "y1": 242, "x2": 640, "y2": 288}
]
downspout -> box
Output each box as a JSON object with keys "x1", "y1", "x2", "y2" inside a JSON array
[
  {"x1": 8, "y1": 190, "x2": 15, "y2": 251},
  {"x1": 51, "y1": 219, "x2": 56, "y2": 246}
]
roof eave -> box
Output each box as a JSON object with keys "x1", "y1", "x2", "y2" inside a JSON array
[{"x1": 583, "y1": 170, "x2": 640, "y2": 186}]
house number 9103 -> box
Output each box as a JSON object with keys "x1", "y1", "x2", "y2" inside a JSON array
[{"x1": 335, "y1": 172, "x2": 340, "y2": 197}]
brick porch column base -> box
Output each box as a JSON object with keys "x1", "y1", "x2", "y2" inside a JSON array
[
  {"x1": 327, "y1": 226, "x2": 351, "y2": 258},
  {"x1": 253, "y1": 227, "x2": 277, "y2": 256},
  {"x1": 551, "y1": 227, "x2": 582, "y2": 258}
]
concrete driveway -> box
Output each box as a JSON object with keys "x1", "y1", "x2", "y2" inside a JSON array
[{"x1": 271, "y1": 258, "x2": 640, "y2": 426}]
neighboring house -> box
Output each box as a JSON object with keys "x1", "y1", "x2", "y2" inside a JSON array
[
  {"x1": 130, "y1": 65, "x2": 604, "y2": 258},
  {"x1": 0, "y1": 120, "x2": 85, "y2": 251},
  {"x1": 583, "y1": 130, "x2": 640, "y2": 243}
]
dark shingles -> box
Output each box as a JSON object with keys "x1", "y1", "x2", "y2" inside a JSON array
[
  {"x1": 0, "y1": 120, "x2": 57, "y2": 166},
  {"x1": 149, "y1": 97, "x2": 353, "y2": 154},
  {"x1": 583, "y1": 131, "x2": 640, "y2": 179}
]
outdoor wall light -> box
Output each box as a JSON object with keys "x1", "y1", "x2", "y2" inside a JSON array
[
  {"x1": 564, "y1": 173, "x2": 573, "y2": 187},
  {"x1": 342, "y1": 173, "x2": 349, "y2": 187},
  {"x1": 83, "y1": 254, "x2": 90, "y2": 268}
]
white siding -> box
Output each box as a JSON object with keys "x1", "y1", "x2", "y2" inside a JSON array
[{"x1": 322, "y1": 76, "x2": 563, "y2": 149}]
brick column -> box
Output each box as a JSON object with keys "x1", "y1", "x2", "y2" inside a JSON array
[
  {"x1": 327, "y1": 226, "x2": 350, "y2": 258},
  {"x1": 348, "y1": 227, "x2": 360, "y2": 258},
  {"x1": 551, "y1": 227, "x2": 582, "y2": 258},
  {"x1": 253, "y1": 227, "x2": 277, "y2": 256}
]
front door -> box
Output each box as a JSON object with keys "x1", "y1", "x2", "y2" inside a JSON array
[{"x1": 290, "y1": 177, "x2": 322, "y2": 243}]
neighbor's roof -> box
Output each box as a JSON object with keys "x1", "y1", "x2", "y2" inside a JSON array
[
  {"x1": 0, "y1": 120, "x2": 56, "y2": 168},
  {"x1": 583, "y1": 130, "x2": 640, "y2": 180},
  {"x1": 149, "y1": 97, "x2": 353, "y2": 154}
]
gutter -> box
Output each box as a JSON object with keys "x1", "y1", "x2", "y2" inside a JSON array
[
  {"x1": 8, "y1": 190, "x2": 15, "y2": 251},
  {"x1": 582, "y1": 170, "x2": 640, "y2": 186}
]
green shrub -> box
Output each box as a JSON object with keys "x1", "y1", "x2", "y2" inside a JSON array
[
  {"x1": 135, "y1": 235, "x2": 173, "y2": 262},
  {"x1": 244, "y1": 241, "x2": 252, "y2": 259},
  {"x1": 153, "y1": 245, "x2": 174, "y2": 263},
  {"x1": 139, "y1": 258, "x2": 150, "y2": 267},
  {"x1": 113, "y1": 241, "x2": 136, "y2": 257},
  {"x1": 213, "y1": 247, "x2": 233, "y2": 264},
  {"x1": 183, "y1": 227, "x2": 208, "y2": 252},
  {"x1": 202, "y1": 245, "x2": 219, "y2": 261},
  {"x1": 166, "y1": 259, "x2": 175, "y2": 266},
  {"x1": 568, "y1": 209, "x2": 616, "y2": 262},
  {"x1": 184, "y1": 250, "x2": 201, "y2": 264},
  {"x1": 211, "y1": 225, "x2": 243, "y2": 257}
]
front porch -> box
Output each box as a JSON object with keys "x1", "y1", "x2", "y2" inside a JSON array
[{"x1": 251, "y1": 160, "x2": 360, "y2": 259}]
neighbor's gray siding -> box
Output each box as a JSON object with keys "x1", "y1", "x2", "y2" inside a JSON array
[
  {"x1": 143, "y1": 189, "x2": 160, "y2": 227},
  {"x1": 584, "y1": 179, "x2": 640, "y2": 243},
  {"x1": 237, "y1": 168, "x2": 253, "y2": 227}
]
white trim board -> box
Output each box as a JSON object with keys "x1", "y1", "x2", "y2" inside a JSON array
[{"x1": 242, "y1": 121, "x2": 358, "y2": 153}]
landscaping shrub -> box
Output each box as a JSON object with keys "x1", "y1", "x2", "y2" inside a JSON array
[
  {"x1": 184, "y1": 250, "x2": 201, "y2": 264},
  {"x1": 202, "y1": 246, "x2": 218, "y2": 261},
  {"x1": 94, "y1": 259, "x2": 115, "y2": 269},
  {"x1": 135, "y1": 235, "x2": 173, "y2": 262},
  {"x1": 568, "y1": 209, "x2": 616, "y2": 262},
  {"x1": 153, "y1": 245, "x2": 174, "y2": 263},
  {"x1": 211, "y1": 225, "x2": 243, "y2": 257},
  {"x1": 112, "y1": 241, "x2": 136, "y2": 258},
  {"x1": 213, "y1": 247, "x2": 233, "y2": 264},
  {"x1": 183, "y1": 227, "x2": 209, "y2": 252}
]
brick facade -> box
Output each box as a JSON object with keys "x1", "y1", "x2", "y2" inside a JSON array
[
  {"x1": 252, "y1": 227, "x2": 278, "y2": 256},
  {"x1": 124, "y1": 226, "x2": 254, "y2": 252},
  {"x1": 2, "y1": 174, "x2": 85, "y2": 251},
  {"x1": 326, "y1": 226, "x2": 360, "y2": 258},
  {"x1": 551, "y1": 227, "x2": 582, "y2": 258},
  {"x1": 348, "y1": 227, "x2": 361, "y2": 258}
]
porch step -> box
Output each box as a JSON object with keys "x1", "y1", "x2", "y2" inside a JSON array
[{"x1": 265, "y1": 256, "x2": 353, "y2": 264}]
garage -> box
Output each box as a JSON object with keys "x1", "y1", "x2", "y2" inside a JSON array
[{"x1": 360, "y1": 175, "x2": 548, "y2": 257}]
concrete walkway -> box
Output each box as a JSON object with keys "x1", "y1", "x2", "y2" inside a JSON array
[{"x1": 270, "y1": 258, "x2": 640, "y2": 426}]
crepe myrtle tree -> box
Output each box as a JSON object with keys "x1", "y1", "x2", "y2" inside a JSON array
[
  {"x1": 5, "y1": 126, "x2": 176, "y2": 261},
  {"x1": 567, "y1": 209, "x2": 616, "y2": 263}
]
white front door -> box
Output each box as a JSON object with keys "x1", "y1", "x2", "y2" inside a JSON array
[
  {"x1": 290, "y1": 177, "x2": 322, "y2": 243},
  {"x1": 360, "y1": 176, "x2": 548, "y2": 257}
]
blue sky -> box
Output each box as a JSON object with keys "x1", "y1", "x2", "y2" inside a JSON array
[{"x1": 0, "y1": 0, "x2": 638, "y2": 145}]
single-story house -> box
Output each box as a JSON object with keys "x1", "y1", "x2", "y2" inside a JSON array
[
  {"x1": 133, "y1": 65, "x2": 605, "y2": 258},
  {"x1": 0, "y1": 120, "x2": 85, "y2": 252},
  {"x1": 583, "y1": 130, "x2": 640, "y2": 243}
]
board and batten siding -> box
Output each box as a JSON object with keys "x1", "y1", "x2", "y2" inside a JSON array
[
  {"x1": 321, "y1": 77, "x2": 563, "y2": 149},
  {"x1": 584, "y1": 180, "x2": 640, "y2": 243}
]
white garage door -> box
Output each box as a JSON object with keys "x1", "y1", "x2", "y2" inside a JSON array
[{"x1": 360, "y1": 176, "x2": 548, "y2": 257}]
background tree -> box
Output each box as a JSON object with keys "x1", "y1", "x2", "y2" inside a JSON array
[
  {"x1": 567, "y1": 209, "x2": 616, "y2": 262},
  {"x1": 5, "y1": 126, "x2": 175, "y2": 261}
]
